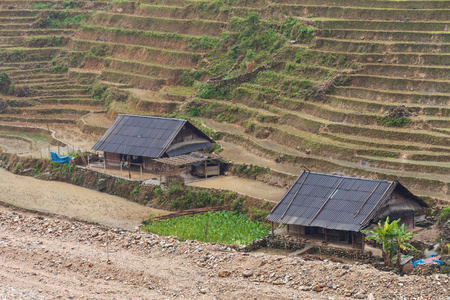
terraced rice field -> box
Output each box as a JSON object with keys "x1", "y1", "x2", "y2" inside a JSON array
[{"x1": 0, "y1": 0, "x2": 448, "y2": 202}]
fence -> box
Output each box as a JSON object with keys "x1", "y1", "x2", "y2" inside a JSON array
[{"x1": 39, "y1": 144, "x2": 83, "y2": 159}]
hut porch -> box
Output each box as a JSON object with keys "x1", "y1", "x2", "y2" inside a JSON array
[{"x1": 284, "y1": 225, "x2": 365, "y2": 250}]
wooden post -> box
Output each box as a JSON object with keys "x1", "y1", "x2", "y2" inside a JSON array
[
  {"x1": 57, "y1": 145, "x2": 60, "y2": 155},
  {"x1": 87, "y1": 154, "x2": 90, "y2": 167},
  {"x1": 164, "y1": 164, "x2": 167, "y2": 182},
  {"x1": 120, "y1": 161, "x2": 122, "y2": 177},
  {"x1": 205, "y1": 219, "x2": 208, "y2": 242},
  {"x1": 361, "y1": 232, "x2": 365, "y2": 251},
  {"x1": 352, "y1": 232, "x2": 355, "y2": 249},
  {"x1": 271, "y1": 222, "x2": 274, "y2": 238},
  {"x1": 140, "y1": 165, "x2": 143, "y2": 180},
  {"x1": 325, "y1": 228, "x2": 328, "y2": 242},
  {"x1": 204, "y1": 160, "x2": 207, "y2": 179},
  {"x1": 128, "y1": 156, "x2": 131, "y2": 179},
  {"x1": 106, "y1": 229, "x2": 110, "y2": 262}
]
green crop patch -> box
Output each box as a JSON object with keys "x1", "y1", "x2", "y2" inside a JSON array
[{"x1": 143, "y1": 211, "x2": 270, "y2": 245}]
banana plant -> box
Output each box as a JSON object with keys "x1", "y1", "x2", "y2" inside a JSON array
[
  {"x1": 392, "y1": 222, "x2": 416, "y2": 269},
  {"x1": 362, "y1": 217, "x2": 398, "y2": 267}
]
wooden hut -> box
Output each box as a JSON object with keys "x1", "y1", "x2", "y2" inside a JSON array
[
  {"x1": 267, "y1": 171, "x2": 427, "y2": 250},
  {"x1": 92, "y1": 114, "x2": 219, "y2": 177}
]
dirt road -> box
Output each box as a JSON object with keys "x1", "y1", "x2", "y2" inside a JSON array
[
  {"x1": 0, "y1": 205, "x2": 448, "y2": 300},
  {"x1": 0, "y1": 168, "x2": 169, "y2": 230},
  {"x1": 188, "y1": 176, "x2": 287, "y2": 202}
]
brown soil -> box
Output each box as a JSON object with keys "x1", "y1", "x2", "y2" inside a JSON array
[
  {"x1": 1, "y1": 205, "x2": 448, "y2": 300},
  {"x1": 0, "y1": 136, "x2": 32, "y2": 153},
  {"x1": 83, "y1": 112, "x2": 113, "y2": 128},
  {"x1": 51, "y1": 124, "x2": 101, "y2": 151},
  {"x1": 0, "y1": 168, "x2": 169, "y2": 230}
]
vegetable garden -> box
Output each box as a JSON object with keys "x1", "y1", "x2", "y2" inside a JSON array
[{"x1": 143, "y1": 210, "x2": 271, "y2": 246}]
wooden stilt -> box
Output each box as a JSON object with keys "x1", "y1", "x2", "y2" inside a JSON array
[
  {"x1": 128, "y1": 156, "x2": 131, "y2": 179},
  {"x1": 271, "y1": 222, "x2": 274, "y2": 238}
]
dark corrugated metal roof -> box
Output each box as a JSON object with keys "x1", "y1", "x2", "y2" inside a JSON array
[
  {"x1": 267, "y1": 171, "x2": 406, "y2": 231},
  {"x1": 92, "y1": 115, "x2": 213, "y2": 158}
]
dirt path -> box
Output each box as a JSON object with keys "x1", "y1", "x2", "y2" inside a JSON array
[
  {"x1": 188, "y1": 176, "x2": 287, "y2": 202},
  {"x1": 0, "y1": 206, "x2": 447, "y2": 300},
  {"x1": 0, "y1": 168, "x2": 169, "y2": 230}
]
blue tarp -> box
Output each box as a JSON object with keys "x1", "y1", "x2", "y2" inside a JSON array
[
  {"x1": 413, "y1": 255, "x2": 444, "y2": 268},
  {"x1": 51, "y1": 152, "x2": 72, "y2": 165}
]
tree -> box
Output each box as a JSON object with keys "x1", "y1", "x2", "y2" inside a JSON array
[
  {"x1": 0, "y1": 72, "x2": 12, "y2": 95},
  {"x1": 392, "y1": 222, "x2": 416, "y2": 269},
  {"x1": 363, "y1": 217, "x2": 416, "y2": 270},
  {"x1": 362, "y1": 217, "x2": 397, "y2": 267}
]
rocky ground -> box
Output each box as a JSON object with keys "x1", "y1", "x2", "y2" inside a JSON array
[{"x1": 0, "y1": 205, "x2": 448, "y2": 300}]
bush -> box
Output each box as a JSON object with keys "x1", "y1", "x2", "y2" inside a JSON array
[
  {"x1": 280, "y1": 17, "x2": 314, "y2": 43},
  {"x1": 35, "y1": 11, "x2": 84, "y2": 29},
  {"x1": 15, "y1": 86, "x2": 36, "y2": 97},
  {"x1": 0, "y1": 73, "x2": 13, "y2": 95},
  {"x1": 378, "y1": 116, "x2": 411, "y2": 127},
  {"x1": 51, "y1": 62, "x2": 68, "y2": 74},
  {"x1": 438, "y1": 207, "x2": 450, "y2": 224},
  {"x1": 197, "y1": 84, "x2": 231, "y2": 99}
]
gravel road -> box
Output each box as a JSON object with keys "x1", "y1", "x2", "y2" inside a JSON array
[{"x1": 0, "y1": 205, "x2": 448, "y2": 300}]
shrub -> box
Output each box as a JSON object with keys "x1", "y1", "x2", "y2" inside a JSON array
[
  {"x1": 438, "y1": 207, "x2": 450, "y2": 224},
  {"x1": 197, "y1": 84, "x2": 231, "y2": 99},
  {"x1": 31, "y1": 3, "x2": 52, "y2": 9},
  {"x1": 180, "y1": 70, "x2": 202, "y2": 86},
  {"x1": 51, "y1": 62, "x2": 68, "y2": 74},
  {"x1": 280, "y1": 17, "x2": 314, "y2": 43},
  {"x1": 378, "y1": 116, "x2": 411, "y2": 127},
  {"x1": 35, "y1": 11, "x2": 84, "y2": 29},
  {"x1": 15, "y1": 86, "x2": 36, "y2": 97},
  {"x1": 0, "y1": 73, "x2": 13, "y2": 95}
]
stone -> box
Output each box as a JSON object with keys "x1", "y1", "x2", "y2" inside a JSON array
[
  {"x1": 242, "y1": 270, "x2": 253, "y2": 277},
  {"x1": 95, "y1": 179, "x2": 107, "y2": 191},
  {"x1": 218, "y1": 271, "x2": 230, "y2": 278},
  {"x1": 313, "y1": 285, "x2": 322, "y2": 292}
]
